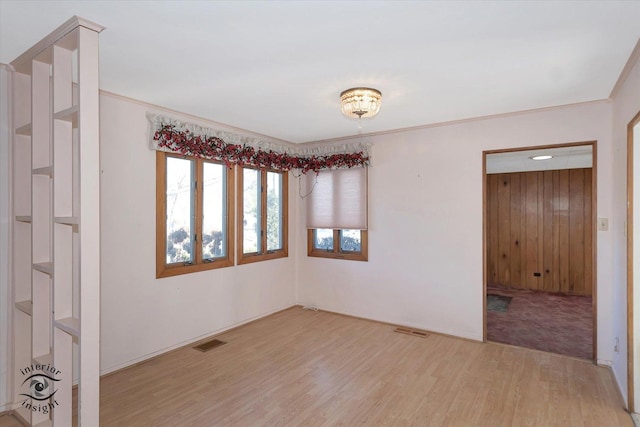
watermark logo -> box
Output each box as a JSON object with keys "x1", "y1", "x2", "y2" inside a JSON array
[{"x1": 18, "y1": 364, "x2": 62, "y2": 414}]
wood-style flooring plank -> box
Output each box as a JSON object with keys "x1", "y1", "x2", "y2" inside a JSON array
[
  {"x1": 86, "y1": 307, "x2": 631, "y2": 426},
  {"x1": 0, "y1": 413, "x2": 26, "y2": 427}
]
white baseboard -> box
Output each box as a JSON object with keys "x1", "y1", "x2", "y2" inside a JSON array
[
  {"x1": 101, "y1": 304, "x2": 296, "y2": 376},
  {"x1": 597, "y1": 358, "x2": 613, "y2": 367},
  {"x1": 305, "y1": 304, "x2": 483, "y2": 342}
]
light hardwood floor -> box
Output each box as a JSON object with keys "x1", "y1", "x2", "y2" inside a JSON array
[
  {"x1": 0, "y1": 413, "x2": 24, "y2": 427},
  {"x1": 86, "y1": 307, "x2": 633, "y2": 426}
]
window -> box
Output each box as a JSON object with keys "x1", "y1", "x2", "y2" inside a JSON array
[
  {"x1": 308, "y1": 228, "x2": 368, "y2": 261},
  {"x1": 306, "y1": 167, "x2": 368, "y2": 261},
  {"x1": 237, "y1": 167, "x2": 288, "y2": 264},
  {"x1": 156, "y1": 152, "x2": 234, "y2": 277}
]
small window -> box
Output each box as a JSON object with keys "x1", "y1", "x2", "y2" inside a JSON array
[
  {"x1": 156, "y1": 152, "x2": 234, "y2": 277},
  {"x1": 308, "y1": 229, "x2": 368, "y2": 261},
  {"x1": 238, "y1": 167, "x2": 288, "y2": 264},
  {"x1": 305, "y1": 167, "x2": 368, "y2": 262}
]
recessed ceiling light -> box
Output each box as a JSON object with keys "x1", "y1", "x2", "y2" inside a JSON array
[{"x1": 530, "y1": 155, "x2": 553, "y2": 161}]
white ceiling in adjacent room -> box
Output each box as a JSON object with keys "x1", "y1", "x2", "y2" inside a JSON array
[
  {"x1": 486, "y1": 145, "x2": 593, "y2": 174},
  {"x1": 0, "y1": 1, "x2": 639, "y2": 143}
]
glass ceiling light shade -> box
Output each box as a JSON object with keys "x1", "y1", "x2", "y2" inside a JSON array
[{"x1": 340, "y1": 87, "x2": 382, "y2": 119}]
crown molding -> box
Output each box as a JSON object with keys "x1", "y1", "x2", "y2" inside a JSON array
[
  {"x1": 301, "y1": 99, "x2": 612, "y2": 145},
  {"x1": 101, "y1": 89, "x2": 294, "y2": 146}
]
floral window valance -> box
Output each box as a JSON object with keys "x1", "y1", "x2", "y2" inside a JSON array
[{"x1": 149, "y1": 114, "x2": 370, "y2": 174}]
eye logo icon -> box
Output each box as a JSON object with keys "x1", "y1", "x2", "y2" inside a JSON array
[{"x1": 20, "y1": 374, "x2": 60, "y2": 401}]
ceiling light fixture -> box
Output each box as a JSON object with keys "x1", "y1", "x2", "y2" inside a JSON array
[
  {"x1": 531, "y1": 155, "x2": 553, "y2": 161},
  {"x1": 340, "y1": 87, "x2": 382, "y2": 119}
]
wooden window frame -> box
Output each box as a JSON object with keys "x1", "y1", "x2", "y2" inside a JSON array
[
  {"x1": 307, "y1": 229, "x2": 368, "y2": 262},
  {"x1": 156, "y1": 151, "x2": 235, "y2": 278},
  {"x1": 237, "y1": 166, "x2": 288, "y2": 265}
]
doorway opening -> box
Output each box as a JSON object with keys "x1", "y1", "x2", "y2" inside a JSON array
[{"x1": 483, "y1": 142, "x2": 597, "y2": 362}]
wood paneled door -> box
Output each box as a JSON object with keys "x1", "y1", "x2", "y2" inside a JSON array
[{"x1": 486, "y1": 168, "x2": 593, "y2": 296}]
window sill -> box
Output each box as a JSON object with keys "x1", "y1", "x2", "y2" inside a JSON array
[
  {"x1": 307, "y1": 250, "x2": 367, "y2": 262},
  {"x1": 156, "y1": 258, "x2": 234, "y2": 278},
  {"x1": 238, "y1": 250, "x2": 288, "y2": 265}
]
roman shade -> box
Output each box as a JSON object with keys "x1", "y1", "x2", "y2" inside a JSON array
[{"x1": 305, "y1": 167, "x2": 368, "y2": 230}]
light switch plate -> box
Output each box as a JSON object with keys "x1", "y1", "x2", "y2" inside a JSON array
[{"x1": 598, "y1": 218, "x2": 609, "y2": 231}]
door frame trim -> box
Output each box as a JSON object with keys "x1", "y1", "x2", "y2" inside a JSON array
[
  {"x1": 627, "y1": 110, "x2": 640, "y2": 413},
  {"x1": 482, "y1": 140, "x2": 598, "y2": 363}
]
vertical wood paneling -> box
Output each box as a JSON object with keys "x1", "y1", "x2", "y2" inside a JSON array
[
  {"x1": 558, "y1": 170, "x2": 570, "y2": 293},
  {"x1": 487, "y1": 174, "x2": 498, "y2": 285},
  {"x1": 509, "y1": 174, "x2": 522, "y2": 289},
  {"x1": 486, "y1": 168, "x2": 592, "y2": 296},
  {"x1": 537, "y1": 172, "x2": 545, "y2": 291},
  {"x1": 498, "y1": 174, "x2": 511, "y2": 285},
  {"x1": 551, "y1": 170, "x2": 561, "y2": 292},
  {"x1": 519, "y1": 176, "x2": 528, "y2": 289},
  {"x1": 569, "y1": 169, "x2": 585, "y2": 294},
  {"x1": 542, "y1": 171, "x2": 554, "y2": 291},
  {"x1": 525, "y1": 172, "x2": 539, "y2": 290}
]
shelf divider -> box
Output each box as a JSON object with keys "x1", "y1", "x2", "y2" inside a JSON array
[
  {"x1": 16, "y1": 123, "x2": 32, "y2": 136},
  {"x1": 54, "y1": 216, "x2": 78, "y2": 225},
  {"x1": 32, "y1": 166, "x2": 53, "y2": 177},
  {"x1": 53, "y1": 105, "x2": 78, "y2": 127},
  {"x1": 32, "y1": 352, "x2": 53, "y2": 366},
  {"x1": 33, "y1": 262, "x2": 53, "y2": 275},
  {"x1": 15, "y1": 300, "x2": 33, "y2": 316},
  {"x1": 54, "y1": 317, "x2": 80, "y2": 337}
]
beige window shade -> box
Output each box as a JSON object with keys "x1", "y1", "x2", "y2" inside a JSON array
[{"x1": 305, "y1": 167, "x2": 368, "y2": 230}]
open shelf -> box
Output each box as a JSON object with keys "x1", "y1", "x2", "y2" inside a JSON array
[
  {"x1": 54, "y1": 317, "x2": 80, "y2": 337},
  {"x1": 32, "y1": 166, "x2": 53, "y2": 177},
  {"x1": 15, "y1": 300, "x2": 33, "y2": 316},
  {"x1": 54, "y1": 216, "x2": 78, "y2": 225},
  {"x1": 53, "y1": 105, "x2": 78, "y2": 128},
  {"x1": 11, "y1": 17, "x2": 104, "y2": 426},
  {"x1": 15, "y1": 123, "x2": 32, "y2": 136},
  {"x1": 33, "y1": 262, "x2": 53, "y2": 275}
]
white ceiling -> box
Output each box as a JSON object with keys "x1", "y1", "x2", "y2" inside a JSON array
[{"x1": 1, "y1": 1, "x2": 639, "y2": 144}]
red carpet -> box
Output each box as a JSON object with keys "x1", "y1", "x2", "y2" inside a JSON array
[{"x1": 487, "y1": 285, "x2": 593, "y2": 360}]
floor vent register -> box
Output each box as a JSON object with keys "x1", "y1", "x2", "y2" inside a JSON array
[
  {"x1": 394, "y1": 327, "x2": 430, "y2": 338},
  {"x1": 193, "y1": 339, "x2": 227, "y2": 352}
]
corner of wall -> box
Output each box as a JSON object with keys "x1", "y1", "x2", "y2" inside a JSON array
[{"x1": 292, "y1": 173, "x2": 300, "y2": 305}]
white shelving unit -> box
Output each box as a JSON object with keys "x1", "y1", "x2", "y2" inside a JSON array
[{"x1": 11, "y1": 16, "x2": 103, "y2": 426}]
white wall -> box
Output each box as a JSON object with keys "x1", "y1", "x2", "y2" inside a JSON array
[
  {"x1": 0, "y1": 65, "x2": 12, "y2": 411},
  {"x1": 612, "y1": 45, "x2": 640, "y2": 409},
  {"x1": 297, "y1": 101, "x2": 617, "y2": 364},
  {"x1": 99, "y1": 93, "x2": 297, "y2": 373}
]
